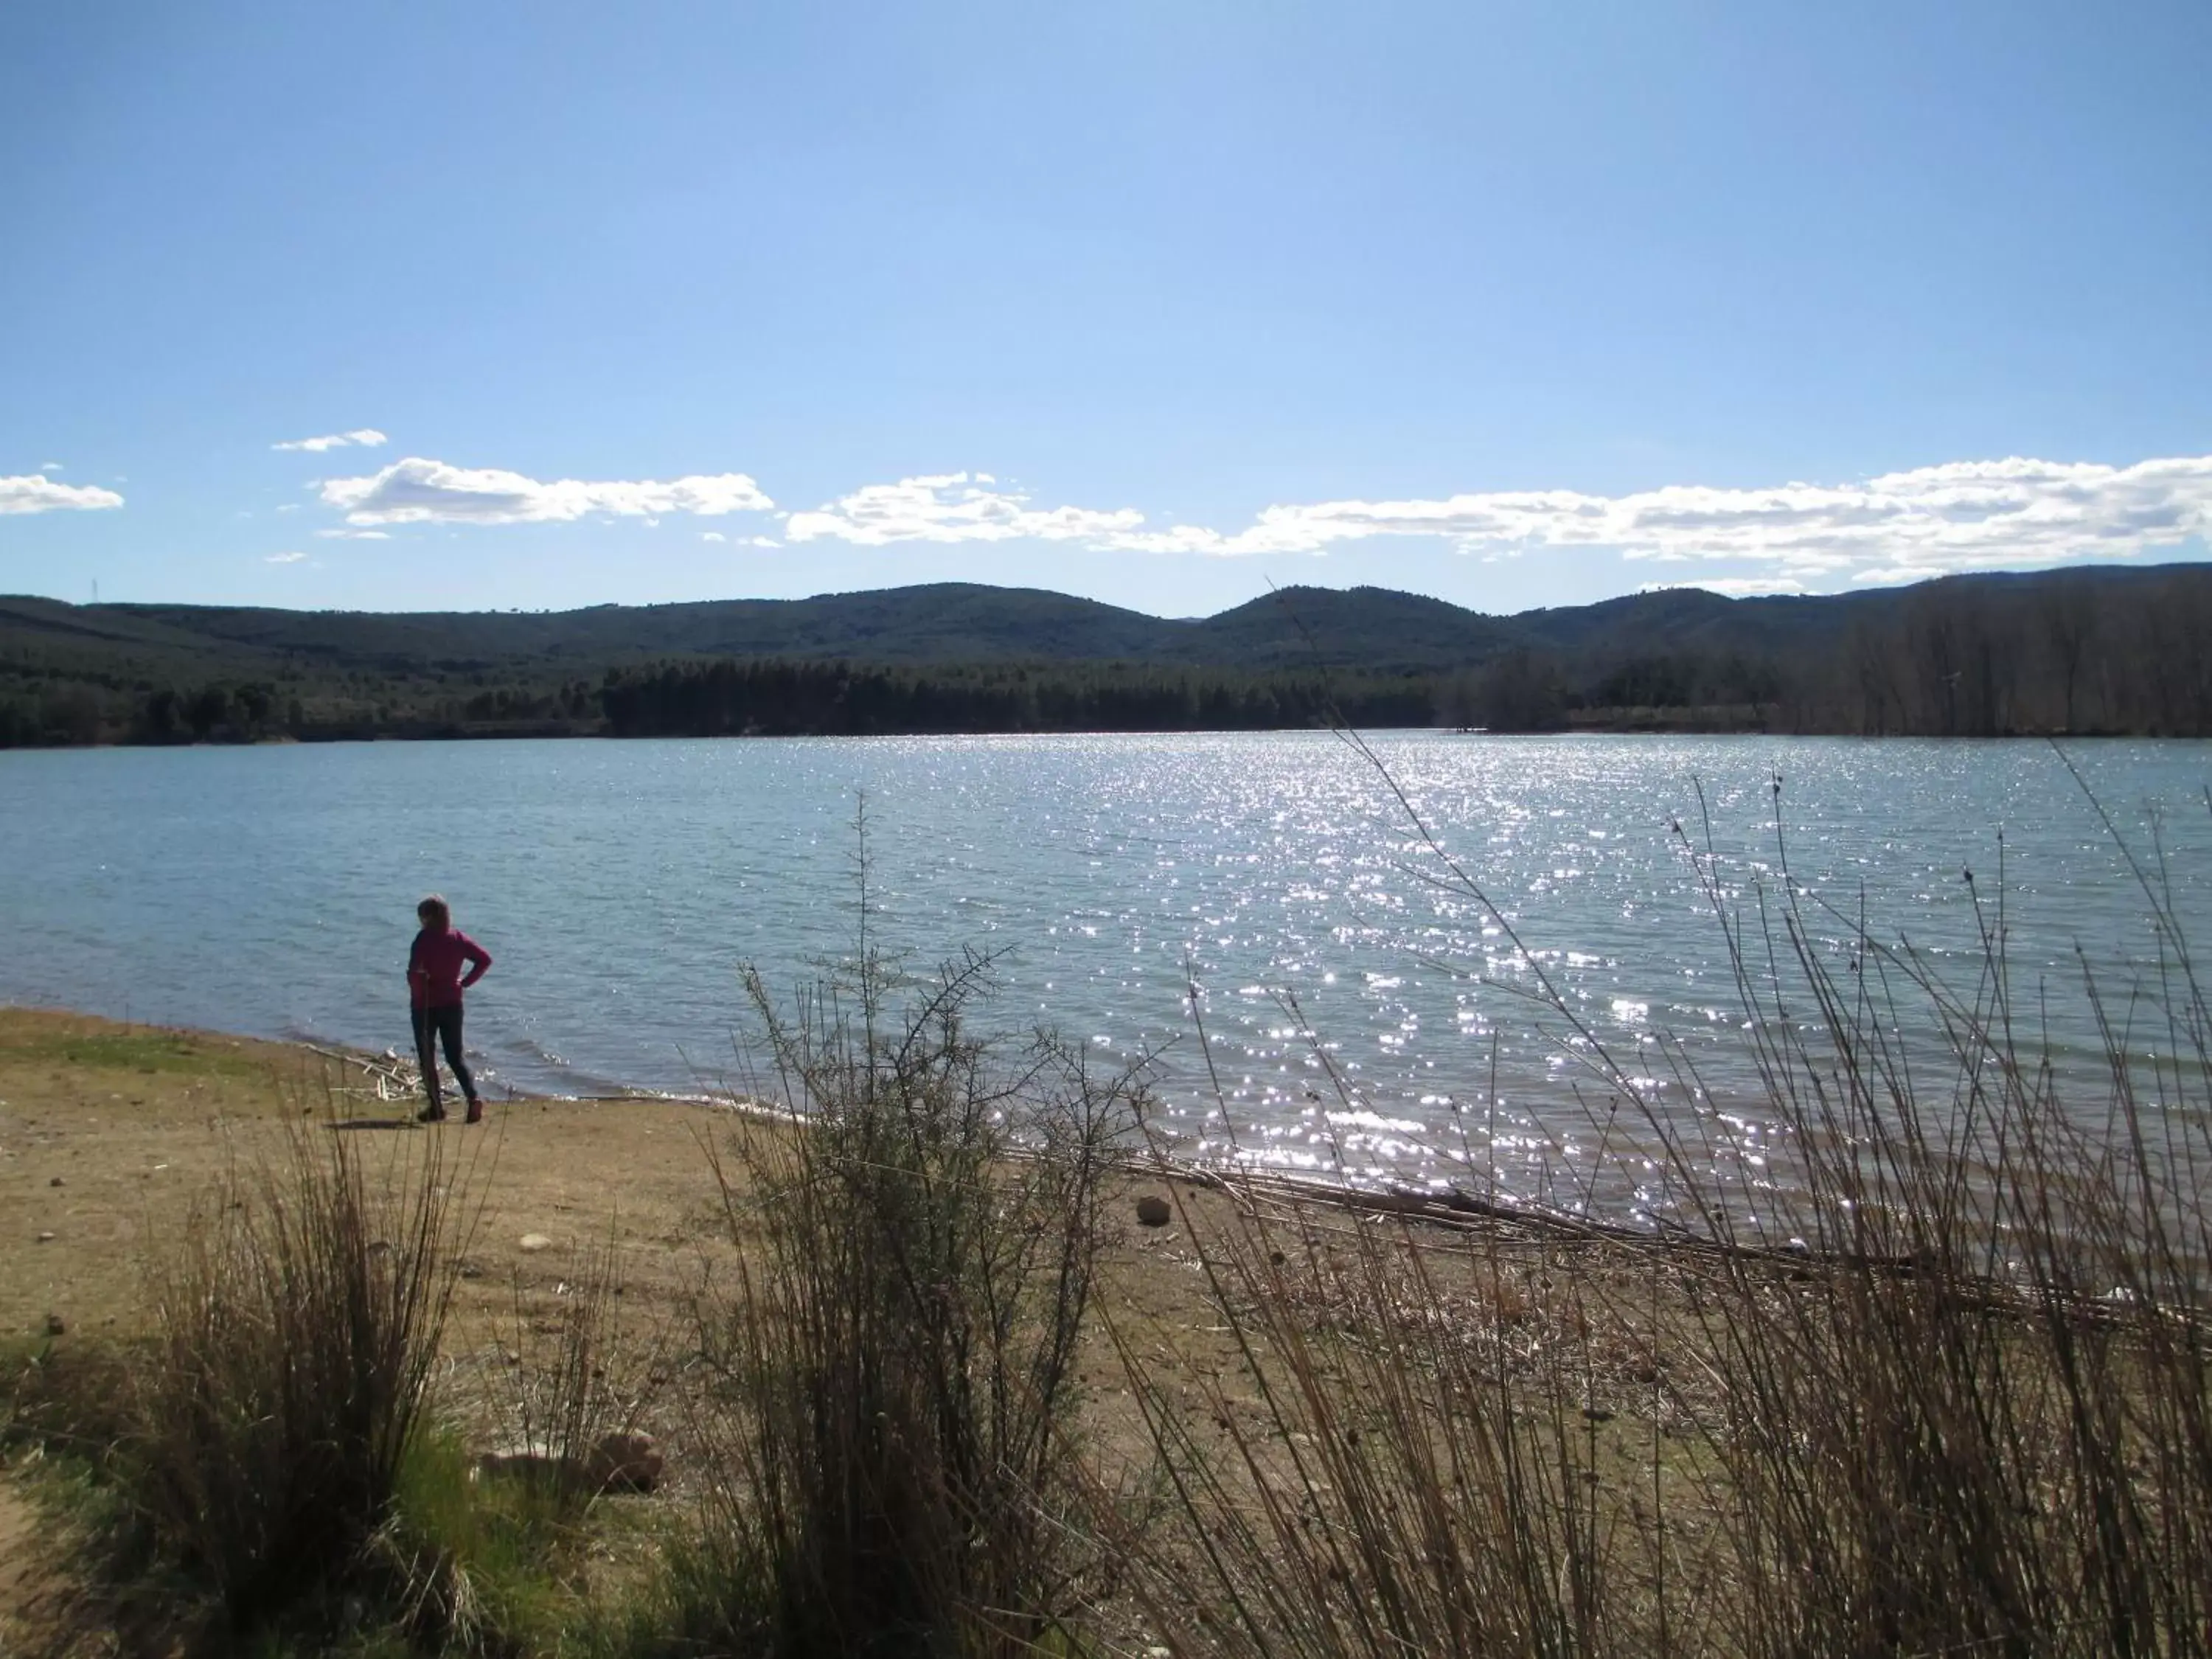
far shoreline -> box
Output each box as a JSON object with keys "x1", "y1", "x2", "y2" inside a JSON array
[{"x1": 2, "y1": 721, "x2": 2188, "y2": 757}]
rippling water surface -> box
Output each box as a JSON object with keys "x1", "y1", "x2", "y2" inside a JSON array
[{"x1": 4, "y1": 734, "x2": 2207, "y2": 1204}]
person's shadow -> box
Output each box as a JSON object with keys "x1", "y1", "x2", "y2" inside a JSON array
[{"x1": 326, "y1": 1116, "x2": 422, "y2": 1131}]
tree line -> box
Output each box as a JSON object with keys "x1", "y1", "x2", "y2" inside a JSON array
[
  {"x1": 7, "y1": 565, "x2": 2212, "y2": 747},
  {"x1": 596, "y1": 658, "x2": 1436, "y2": 737}
]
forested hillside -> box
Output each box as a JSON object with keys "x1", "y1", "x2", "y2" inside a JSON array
[{"x1": 3, "y1": 563, "x2": 2210, "y2": 745}]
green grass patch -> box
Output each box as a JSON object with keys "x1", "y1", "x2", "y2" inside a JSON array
[{"x1": 0, "y1": 1026, "x2": 268, "y2": 1079}]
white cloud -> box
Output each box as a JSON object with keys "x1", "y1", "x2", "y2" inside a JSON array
[
  {"x1": 265, "y1": 551, "x2": 307, "y2": 564},
  {"x1": 321, "y1": 456, "x2": 774, "y2": 526},
  {"x1": 38, "y1": 461, "x2": 62, "y2": 473},
  {"x1": 315, "y1": 527, "x2": 391, "y2": 540},
  {"x1": 786, "y1": 473, "x2": 1144, "y2": 546},
  {"x1": 261, "y1": 446, "x2": 2212, "y2": 588},
  {"x1": 1, "y1": 474, "x2": 125, "y2": 514},
  {"x1": 274, "y1": 428, "x2": 388, "y2": 453},
  {"x1": 1107, "y1": 454, "x2": 2212, "y2": 581}
]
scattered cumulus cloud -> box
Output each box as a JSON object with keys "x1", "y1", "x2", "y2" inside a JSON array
[
  {"x1": 778, "y1": 455, "x2": 2212, "y2": 586},
  {"x1": 265, "y1": 551, "x2": 307, "y2": 564},
  {"x1": 315, "y1": 527, "x2": 391, "y2": 540},
  {"x1": 1108, "y1": 454, "x2": 2212, "y2": 582},
  {"x1": 1, "y1": 474, "x2": 125, "y2": 514},
  {"x1": 223, "y1": 446, "x2": 2212, "y2": 590},
  {"x1": 274, "y1": 428, "x2": 388, "y2": 453},
  {"x1": 321, "y1": 456, "x2": 774, "y2": 526},
  {"x1": 786, "y1": 473, "x2": 1144, "y2": 546}
]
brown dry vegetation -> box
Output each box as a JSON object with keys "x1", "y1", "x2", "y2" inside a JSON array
[
  {"x1": 0, "y1": 1005, "x2": 1731, "y2": 1654},
  {"x1": 0, "y1": 1005, "x2": 1264, "y2": 1651}
]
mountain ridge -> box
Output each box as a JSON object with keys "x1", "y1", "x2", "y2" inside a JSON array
[
  {"x1": 6, "y1": 562, "x2": 2212, "y2": 743},
  {"x1": 7, "y1": 565, "x2": 2208, "y2": 681}
]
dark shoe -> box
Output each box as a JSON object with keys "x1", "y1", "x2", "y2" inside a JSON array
[
  {"x1": 464, "y1": 1102, "x2": 483, "y2": 1124},
  {"x1": 417, "y1": 1105, "x2": 448, "y2": 1124}
]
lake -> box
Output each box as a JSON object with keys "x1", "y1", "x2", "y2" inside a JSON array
[{"x1": 3, "y1": 733, "x2": 2207, "y2": 1210}]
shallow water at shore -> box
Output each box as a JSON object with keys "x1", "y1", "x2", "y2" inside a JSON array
[{"x1": 4, "y1": 732, "x2": 2208, "y2": 1206}]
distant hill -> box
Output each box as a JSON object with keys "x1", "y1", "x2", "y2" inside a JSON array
[
  {"x1": 71, "y1": 585, "x2": 1183, "y2": 668},
  {"x1": 0, "y1": 579, "x2": 1754, "y2": 678},
  {"x1": 1169, "y1": 588, "x2": 1524, "y2": 671},
  {"x1": 1, "y1": 580, "x2": 1530, "y2": 680},
  {"x1": 5, "y1": 562, "x2": 2211, "y2": 744}
]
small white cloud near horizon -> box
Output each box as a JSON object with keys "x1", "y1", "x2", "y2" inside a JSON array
[
  {"x1": 321, "y1": 456, "x2": 774, "y2": 526},
  {"x1": 1641, "y1": 576, "x2": 1814, "y2": 598},
  {"x1": 265, "y1": 551, "x2": 307, "y2": 564},
  {"x1": 38, "y1": 461, "x2": 63, "y2": 473},
  {"x1": 787, "y1": 472, "x2": 1144, "y2": 546},
  {"x1": 700, "y1": 530, "x2": 726, "y2": 543},
  {"x1": 315, "y1": 527, "x2": 391, "y2": 540},
  {"x1": 274, "y1": 428, "x2": 388, "y2": 453},
  {"x1": 1, "y1": 474, "x2": 125, "y2": 515}
]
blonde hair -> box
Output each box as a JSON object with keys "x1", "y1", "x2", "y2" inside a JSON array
[{"x1": 417, "y1": 894, "x2": 451, "y2": 929}]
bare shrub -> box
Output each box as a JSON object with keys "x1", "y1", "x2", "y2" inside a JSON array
[{"x1": 667, "y1": 934, "x2": 1144, "y2": 1657}]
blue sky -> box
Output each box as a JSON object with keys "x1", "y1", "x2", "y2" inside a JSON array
[{"x1": 4, "y1": 1, "x2": 2208, "y2": 619}]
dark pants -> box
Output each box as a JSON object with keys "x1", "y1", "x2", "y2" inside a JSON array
[{"x1": 411, "y1": 1002, "x2": 477, "y2": 1106}]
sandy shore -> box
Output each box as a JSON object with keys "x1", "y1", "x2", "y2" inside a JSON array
[
  {"x1": 0, "y1": 1004, "x2": 1265, "y2": 1455},
  {"x1": 1, "y1": 1006, "x2": 754, "y2": 1343}
]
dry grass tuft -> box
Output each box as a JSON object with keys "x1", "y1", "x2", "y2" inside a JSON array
[{"x1": 119, "y1": 1116, "x2": 476, "y2": 1635}]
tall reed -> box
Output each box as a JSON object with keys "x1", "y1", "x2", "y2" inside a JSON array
[
  {"x1": 1660, "y1": 771, "x2": 2212, "y2": 1656},
  {"x1": 1110, "y1": 745, "x2": 2212, "y2": 1658}
]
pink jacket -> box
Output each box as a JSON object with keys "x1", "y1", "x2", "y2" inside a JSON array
[{"x1": 408, "y1": 928, "x2": 492, "y2": 1010}]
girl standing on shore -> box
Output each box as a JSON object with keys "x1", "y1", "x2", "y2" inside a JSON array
[{"x1": 408, "y1": 894, "x2": 493, "y2": 1124}]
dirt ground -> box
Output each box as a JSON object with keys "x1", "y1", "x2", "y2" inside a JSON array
[
  {"x1": 0, "y1": 1004, "x2": 1700, "y2": 1654},
  {"x1": 0, "y1": 1006, "x2": 754, "y2": 1341},
  {"x1": 0, "y1": 1006, "x2": 1273, "y2": 1641},
  {"x1": 0, "y1": 999, "x2": 1251, "y2": 1363}
]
